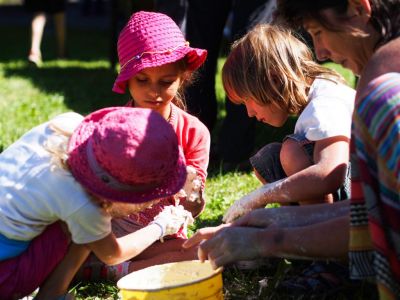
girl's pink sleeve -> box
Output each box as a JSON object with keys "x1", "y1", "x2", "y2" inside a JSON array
[{"x1": 184, "y1": 123, "x2": 211, "y2": 188}]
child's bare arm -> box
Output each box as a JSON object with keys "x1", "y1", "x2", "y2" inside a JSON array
[
  {"x1": 35, "y1": 243, "x2": 90, "y2": 299},
  {"x1": 224, "y1": 136, "x2": 350, "y2": 222},
  {"x1": 281, "y1": 135, "x2": 350, "y2": 204},
  {"x1": 181, "y1": 190, "x2": 205, "y2": 217},
  {"x1": 88, "y1": 205, "x2": 193, "y2": 265},
  {"x1": 87, "y1": 224, "x2": 162, "y2": 265},
  {"x1": 176, "y1": 165, "x2": 205, "y2": 217}
]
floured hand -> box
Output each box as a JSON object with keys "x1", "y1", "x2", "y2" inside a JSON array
[
  {"x1": 223, "y1": 197, "x2": 255, "y2": 223},
  {"x1": 223, "y1": 184, "x2": 274, "y2": 223},
  {"x1": 174, "y1": 166, "x2": 202, "y2": 203},
  {"x1": 152, "y1": 205, "x2": 194, "y2": 239},
  {"x1": 196, "y1": 226, "x2": 264, "y2": 269}
]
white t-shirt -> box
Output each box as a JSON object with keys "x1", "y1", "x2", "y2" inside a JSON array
[
  {"x1": 295, "y1": 78, "x2": 356, "y2": 141},
  {"x1": 0, "y1": 112, "x2": 111, "y2": 244}
]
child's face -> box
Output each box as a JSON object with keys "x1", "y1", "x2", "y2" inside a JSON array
[
  {"x1": 107, "y1": 199, "x2": 159, "y2": 218},
  {"x1": 244, "y1": 98, "x2": 288, "y2": 127},
  {"x1": 128, "y1": 62, "x2": 183, "y2": 119}
]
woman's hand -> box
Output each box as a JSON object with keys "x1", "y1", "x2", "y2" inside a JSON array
[
  {"x1": 190, "y1": 226, "x2": 266, "y2": 269},
  {"x1": 183, "y1": 224, "x2": 231, "y2": 249}
]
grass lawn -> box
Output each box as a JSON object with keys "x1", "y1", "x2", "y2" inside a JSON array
[{"x1": 0, "y1": 23, "x2": 376, "y2": 299}]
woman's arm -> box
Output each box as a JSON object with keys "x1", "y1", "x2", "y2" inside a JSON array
[
  {"x1": 262, "y1": 215, "x2": 350, "y2": 261},
  {"x1": 186, "y1": 214, "x2": 349, "y2": 269},
  {"x1": 233, "y1": 199, "x2": 349, "y2": 228},
  {"x1": 185, "y1": 200, "x2": 349, "y2": 249}
]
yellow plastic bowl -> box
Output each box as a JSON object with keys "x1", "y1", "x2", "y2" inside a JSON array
[{"x1": 117, "y1": 260, "x2": 223, "y2": 300}]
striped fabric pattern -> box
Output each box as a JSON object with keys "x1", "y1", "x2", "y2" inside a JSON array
[{"x1": 349, "y1": 73, "x2": 400, "y2": 300}]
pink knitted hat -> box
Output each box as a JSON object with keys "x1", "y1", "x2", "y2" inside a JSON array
[
  {"x1": 67, "y1": 107, "x2": 187, "y2": 203},
  {"x1": 112, "y1": 11, "x2": 207, "y2": 94}
]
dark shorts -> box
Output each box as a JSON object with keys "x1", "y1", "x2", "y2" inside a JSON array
[
  {"x1": 24, "y1": 0, "x2": 66, "y2": 14},
  {"x1": 250, "y1": 133, "x2": 351, "y2": 201}
]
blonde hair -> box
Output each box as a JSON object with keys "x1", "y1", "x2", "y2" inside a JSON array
[
  {"x1": 45, "y1": 119, "x2": 74, "y2": 170},
  {"x1": 222, "y1": 24, "x2": 344, "y2": 115}
]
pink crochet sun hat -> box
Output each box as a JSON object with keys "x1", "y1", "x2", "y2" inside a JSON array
[
  {"x1": 67, "y1": 107, "x2": 187, "y2": 203},
  {"x1": 112, "y1": 11, "x2": 207, "y2": 94}
]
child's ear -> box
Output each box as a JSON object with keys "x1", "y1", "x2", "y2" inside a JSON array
[
  {"x1": 181, "y1": 70, "x2": 191, "y2": 82},
  {"x1": 101, "y1": 200, "x2": 112, "y2": 210},
  {"x1": 90, "y1": 194, "x2": 112, "y2": 210}
]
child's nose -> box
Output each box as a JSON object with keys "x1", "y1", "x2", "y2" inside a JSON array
[{"x1": 149, "y1": 85, "x2": 161, "y2": 98}]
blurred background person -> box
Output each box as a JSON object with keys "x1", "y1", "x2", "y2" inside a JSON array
[
  {"x1": 81, "y1": 0, "x2": 105, "y2": 16},
  {"x1": 24, "y1": 0, "x2": 67, "y2": 66}
]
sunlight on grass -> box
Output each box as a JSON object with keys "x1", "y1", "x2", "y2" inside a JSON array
[
  {"x1": 0, "y1": 59, "x2": 110, "y2": 70},
  {"x1": 0, "y1": 71, "x2": 68, "y2": 147},
  {"x1": 199, "y1": 172, "x2": 260, "y2": 225}
]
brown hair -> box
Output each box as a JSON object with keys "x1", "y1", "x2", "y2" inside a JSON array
[
  {"x1": 172, "y1": 57, "x2": 196, "y2": 111},
  {"x1": 276, "y1": 0, "x2": 400, "y2": 48},
  {"x1": 222, "y1": 24, "x2": 343, "y2": 115}
]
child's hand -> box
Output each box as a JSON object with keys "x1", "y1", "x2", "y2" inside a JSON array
[
  {"x1": 223, "y1": 184, "x2": 273, "y2": 223},
  {"x1": 223, "y1": 194, "x2": 257, "y2": 223},
  {"x1": 174, "y1": 166, "x2": 202, "y2": 204},
  {"x1": 152, "y1": 205, "x2": 194, "y2": 238}
]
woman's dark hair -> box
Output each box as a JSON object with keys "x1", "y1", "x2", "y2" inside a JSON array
[{"x1": 276, "y1": 0, "x2": 400, "y2": 47}]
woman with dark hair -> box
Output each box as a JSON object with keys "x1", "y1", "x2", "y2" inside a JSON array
[{"x1": 183, "y1": 1, "x2": 400, "y2": 298}]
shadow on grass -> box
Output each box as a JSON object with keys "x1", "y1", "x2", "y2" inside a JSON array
[
  {"x1": 2, "y1": 63, "x2": 127, "y2": 114},
  {"x1": 0, "y1": 25, "x2": 111, "y2": 62},
  {"x1": 0, "y1": 25, "x2": 127, "y2": 114}
]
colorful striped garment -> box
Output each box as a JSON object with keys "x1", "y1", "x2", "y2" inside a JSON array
[{"x1": 349, "y1": 73, "x2": 400, "y2": 300}]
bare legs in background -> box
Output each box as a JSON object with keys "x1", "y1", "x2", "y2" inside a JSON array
[{"x1": 28, "y1": 10, "x2": 66, "y2": 66}]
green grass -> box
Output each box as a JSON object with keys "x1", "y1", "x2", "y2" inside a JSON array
[{"x1": 0, "y1": 24, "x2": 376, "y2": 300}]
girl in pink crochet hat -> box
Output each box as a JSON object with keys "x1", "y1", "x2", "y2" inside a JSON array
[
  {"x1": 75, "y1": 11, "x2": 211, "y2": 281},
  {"x1": 0, "y1": 107, "x2": 192, "y2": 299}
]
